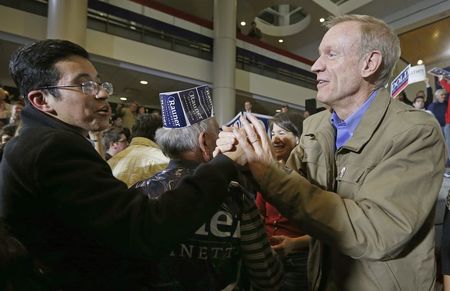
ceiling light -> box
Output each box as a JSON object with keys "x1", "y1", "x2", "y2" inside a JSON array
[
  {"x1": 140, "y1": 80, "x2": 149, "y2": 85},
  {"x1": 120, "y1": 97, "x2": 127, "y2": 101},
  {"x1": 275, "y1": 109, "x2": 281, "y2": 113},
  {"x1": 240, "y1": 21, "x2": 246, "y2": 26},
  {"x1": 130, "y1": 26, "x2": 136, "y2": 30},
  {"x1": 417, "y1": 60, "x2": 423, "y2": 65},
  {"x1": 278, "y1": 39, "x2": 284, "y2": 43},
  {"x1": 319, "y1": 18, "x2": 325, "y2": 23}
]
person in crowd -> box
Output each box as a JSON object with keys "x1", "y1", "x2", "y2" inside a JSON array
[
  {"x1": 103, "y1": 127, "x2": 129, "y2": 160},
  {"x1": 440, "y1": 76, "x2": 450, "y2": 169},
  {"x1": 0, "y1": 87, "x2": 11, "y2": 125},
  {"x1": 0, "y1": 123, "x2": 18, "y2": 162},
  {"x1": 133, "y1": 91, "x2": 283, "y2": 290},
  {"x1": 108, "y1": 113, "x2": 169, "y2": 187},
  {"x1": 303, "y1": 110, "x2": 310, "y2": 118},
  {"x1": 244, "y1": 100, "x2": 253, "y2": 113},
  {"x1": 0, "y1": 39, "x2": 239, "y2": 290},
  {"x1": 413, "y1": 96, "x2": 432, "y2": 114},
  {"x1": 256, "y1": 112, "x2": 309, "y2": 290},
  {"x1": 138, "y1": 105, "x2": 147, "y2": 116},
  {"x1": 428, "y1": 88, "x2": 447, "y2": 133},
  {"x1": 8, "y1": 102, "x2": 23, "y2": 126},
  {"x1": 216, "y1": 14, "x2": 445, "y2": 290},
  {"x1": 281, "y1": 104, "x2": 289, "y2": 113},
  {"x1": 415, "y1": 78, "x2": 433, "y2": 108},
  {"x1": 111, "y1": 114, "x2": 131, "y2": 141},
  {"x1": 247, "y1": 21, "x2": 262, "y2": 39},
  {"x1": 119, "y1": 100, "x2": 138, "y2": 130}
]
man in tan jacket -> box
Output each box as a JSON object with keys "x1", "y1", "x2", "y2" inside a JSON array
[{"x1": 217, "y1": 15, "x2": 446, "y2": 291}]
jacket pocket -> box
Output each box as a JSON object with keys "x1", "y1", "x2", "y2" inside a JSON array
[{"x1": 335, "y1": 165, "x2": 369, "y2": 198}]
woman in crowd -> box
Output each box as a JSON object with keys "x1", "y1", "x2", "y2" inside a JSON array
[{"x1": 255, "y1": 112, "x2": 309, "y2": 290}]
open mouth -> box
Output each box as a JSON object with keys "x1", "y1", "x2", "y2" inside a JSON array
[{"x1": 97, "y1": 106, "x2": 111, "y2": 115}]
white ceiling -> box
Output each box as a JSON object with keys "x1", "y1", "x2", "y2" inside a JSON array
[{"x1": 1, "y1": 0, "x2": 449, "y2": 115}]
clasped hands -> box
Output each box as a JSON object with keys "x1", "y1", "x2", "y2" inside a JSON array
[{"x1": 214, "y1": 113, "x2": 275, "y2": 181}]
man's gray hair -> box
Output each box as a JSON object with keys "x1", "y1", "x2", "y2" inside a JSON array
[
  {"x1": 324, "y1": 14, "x2": 401, "y2": 88},
  {"x1": 155, "y1": 117, "x2": 217, "y2": 159},
  {"x1": 435, "y1": 88, "x2": 448, "y2": 99}
]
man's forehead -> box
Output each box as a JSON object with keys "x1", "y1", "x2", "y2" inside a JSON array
[{"x1": 55, "y1": 56, "x2": 99, "y2": 81}]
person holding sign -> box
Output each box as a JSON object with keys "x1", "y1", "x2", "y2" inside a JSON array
[{"x1": 216, "y1": 15, "x2": 445, "y2": 291}]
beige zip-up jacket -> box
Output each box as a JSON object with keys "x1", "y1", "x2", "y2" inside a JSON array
[{"x1": 259, "y1": 89, "x2": 446, "y2": 291}]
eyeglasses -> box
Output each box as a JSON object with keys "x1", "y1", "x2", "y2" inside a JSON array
[{"x1": 37, "y1": 81, "x2": 114, "y2": 97}]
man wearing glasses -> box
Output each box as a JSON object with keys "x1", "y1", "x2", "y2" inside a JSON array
[{"x1": 0, "y1": 39, "x2": 238, "y2": 289}]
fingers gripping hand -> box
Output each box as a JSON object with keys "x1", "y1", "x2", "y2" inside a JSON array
[{"x1": 214, "y1": 125, "x2": 247, "y2": 165}]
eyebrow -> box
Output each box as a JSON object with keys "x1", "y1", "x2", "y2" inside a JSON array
[{"x1": 71, "y1": 73, "x2": 101, "y2": 84}]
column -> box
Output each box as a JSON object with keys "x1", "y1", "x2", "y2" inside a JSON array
[
  {"x1": 47, "y1": 0, "x2": 88, "y2": 47},
  {"x1": 213, "y1": 0, "x2": 237, "y2": 125}
]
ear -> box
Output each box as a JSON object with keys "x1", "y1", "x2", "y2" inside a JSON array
[
  {"x1": 361, "y1": 50, "x2": 382, "y2": 78},
  {"x1": 198, "y1": 131, "x2": 210, "y2": 161},
  {"x1": 27, "y1": 90, "x2": 55, "y2": 113}
]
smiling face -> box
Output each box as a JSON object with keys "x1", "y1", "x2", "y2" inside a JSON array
[
  {"x1": 43, "y1": 56, "x2": 111, "y2": 133},
  {"x1": 271, "y1": 123, "x2": 297, "y2": 162},
  {"x1": 311, "y1": 21, "x2": 366, "y2": 109}
]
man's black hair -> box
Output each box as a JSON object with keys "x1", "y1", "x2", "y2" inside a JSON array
[
  {"x1": 9, "y1": 39, "x2": 89, "y2": 103},
  {"x1": 131, "y1": 113, "x2": 163, "y2": 141}
]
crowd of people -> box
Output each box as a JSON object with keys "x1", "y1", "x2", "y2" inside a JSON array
[{"x1": 0, "y1": 13, "x2": 449, "y2": 291}]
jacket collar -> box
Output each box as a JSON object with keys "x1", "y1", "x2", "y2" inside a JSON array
[
  {"x1": 167, "y1": 159, "x2": 200, "y2": 170},
  {"x1": 21, "y1": 104, "x2": 86, "y2": 138},
  {"x1": 129, "y1": 137, "x2": 161, "y2": 148},
  {"x1": 343, "y1": 89, "x2": 391, "y2": 152}
]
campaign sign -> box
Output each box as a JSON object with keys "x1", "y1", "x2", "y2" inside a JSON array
[
  {"x1": 391, "y1": 64, "x2": 410, "y2": 98},
  {"x1": 159, "y1": 85, "x2": 213, "y2": 128},
  {"x1": 408, "y1": 65, "x2": 426, "y2": 84},
  {"x1": 428, "y1": 67, "x2": 450, "y2": 81},
  {"x1": 225, "y1": 112, "x2": 273, "y2": 134}
]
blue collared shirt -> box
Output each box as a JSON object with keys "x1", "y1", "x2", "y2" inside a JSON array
[{"x1": 331, "y1": 90, "x2": 378, "y2": 149}]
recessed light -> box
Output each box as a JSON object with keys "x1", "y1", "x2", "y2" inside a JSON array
[
  {"x1": 140, "y1": 80, "x2": 148, "y2": 85},
  {"x1": 240, "y1": 21, "x2": 246, "y2": 26},
  {"x1": 319, "y1": 18, "x2": 325, "y2": 23},
  {"x1": 278, "y1": 39, "x2": 284, "y2": 43},
  {"x1": 130, "y1": 26, "x2": 136, "y2": 30},
  {"x1": 417, "y1": 60, "x2": 423, "y2": 65},
  {"x1": 275, "y1": 109, "x2": 281, "y2": 113},
  {"x1": 120, "y1": 97, "x2": 127, "y2": 101}
]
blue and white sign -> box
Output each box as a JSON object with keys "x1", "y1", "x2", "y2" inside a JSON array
[
  {"x1": 391, "y1": 64, "x2": 410, "y2": 98},
  {"x1": 225, "y1": 112, "x2": 273, "y2": 134},
  {"x1": 159, "y1": 85, "x2": 214, "y2": 128}
]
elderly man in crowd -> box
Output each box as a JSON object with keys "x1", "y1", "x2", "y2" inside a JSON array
[
  {"x1": 133, "y1": 86, "x2": 282, "y2": 290},
  {"x1": 217, "y1": 14, "x2": 445, "y2": 291},
  {"x1": 0, "y1": 39, "x2": 238, "y2": 290}
]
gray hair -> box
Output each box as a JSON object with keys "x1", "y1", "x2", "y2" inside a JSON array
[
  {"x1": 435, "y1": 88, "x2": 448, "y2": 99},
  {"x1": 324, "y1": 14, "x2": 401, "y2": 88},
  {"x1": 155, "y1": 117, "x2": 218, "y2": 159}
]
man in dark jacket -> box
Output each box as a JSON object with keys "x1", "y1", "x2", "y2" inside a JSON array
[{"x1": 0, "y1": 39, "x2": 237, "y2": 290}]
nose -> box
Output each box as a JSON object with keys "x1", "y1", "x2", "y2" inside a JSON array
[
  {"x1": 311, "y1": 55, "x2": 324, "y2": 73},
  {"x1": 95, "y1": 87, "x2": 109, "y2": 100},
  {"x1": 271, "y1": 135, "x2": 281, "y2": 143}
]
